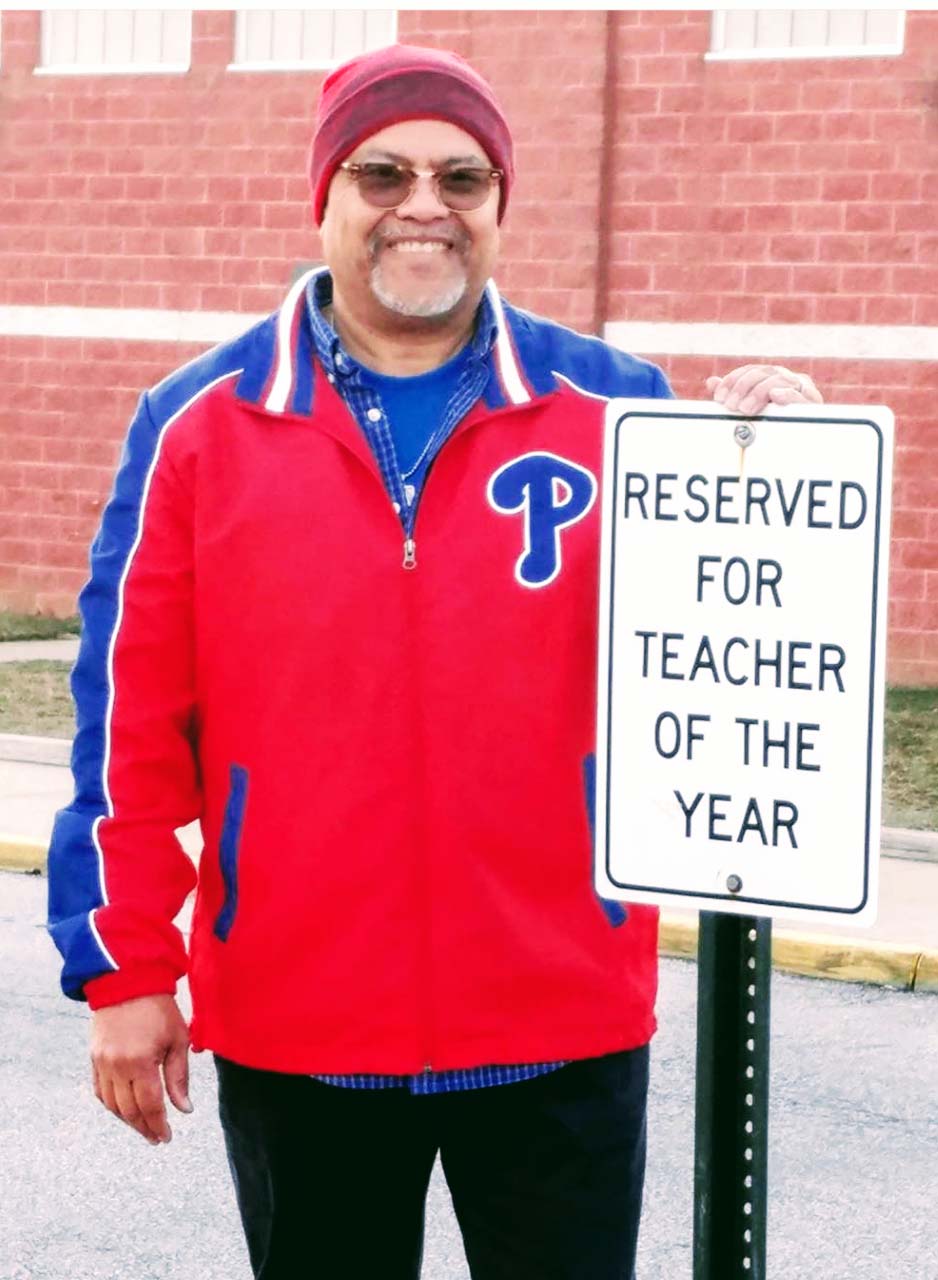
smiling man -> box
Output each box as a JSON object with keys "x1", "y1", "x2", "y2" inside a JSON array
[
  {"x1": 48, "y1": 43, "x2": 822, "y2": 1280},
  {"x1": 331, "y1": 126, "x2": 490, "y2": 321}
]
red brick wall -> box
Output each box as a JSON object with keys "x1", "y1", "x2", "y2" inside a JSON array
[
  {"x1": 1, "y1": 9, "x2": 936, "y2": 681},
  {"x1": 606, "y1": 9, "x2": 938, "y2": 330},
  {"x1": 0, "y1": 334, "x2": 204, "y2": 614},
  {"x1": 0, "y1": 10, "x2": 315, "y2": 313}
]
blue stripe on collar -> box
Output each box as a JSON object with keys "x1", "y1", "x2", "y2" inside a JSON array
[
  {"x1": 234, "y1": 269, "x2": 560, "y2": 418},
  {"x1": 291, "y1": 305, "x2": 314, "y2": 415},
  {"x1": 234, "y1": 313, "x2": 279, "y2": 406}
]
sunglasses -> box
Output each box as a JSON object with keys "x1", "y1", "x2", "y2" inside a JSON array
[{"x1": 338, "y1": 161, "x2": 503, "y2": 212}]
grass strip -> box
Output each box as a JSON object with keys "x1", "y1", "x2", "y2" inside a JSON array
[
  {"x1": 882, "y1": 687, "x2": 938, "y2": 831},
  {"x1": 0, "y1": 612, "x2": 80, "y2": 642},
  {"x1": 0, "y1": 661, "x2": 76, "y2": 738}
]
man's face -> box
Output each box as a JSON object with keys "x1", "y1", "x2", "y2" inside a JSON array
[{"x1": 320, "y1": 119, "x2": 501, "y2": 326}]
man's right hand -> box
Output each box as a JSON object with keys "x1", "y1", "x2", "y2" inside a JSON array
[{"x1": 91, "y1": 994, "x2": 193, "y2": 1146}]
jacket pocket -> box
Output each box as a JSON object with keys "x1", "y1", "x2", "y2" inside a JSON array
[
  {"x1": 582, "y1": 753, "x2": 628, "y2": 928},
  {"x1": 213, "y1": 764, "x2": 250, "y2": 942}
]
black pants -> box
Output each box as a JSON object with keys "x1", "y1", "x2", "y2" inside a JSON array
[{"x1": 216, "y1": 1046, "x2": 649, "y2": 1280}]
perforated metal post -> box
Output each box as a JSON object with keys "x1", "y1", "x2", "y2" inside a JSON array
[{"x1": 693, "y1": 912, "x2": 772, "y2": 1280}]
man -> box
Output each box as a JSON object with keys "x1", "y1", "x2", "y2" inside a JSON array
[{"x1": 48, "y1": 43, "x2": 822, "y2": 1280}]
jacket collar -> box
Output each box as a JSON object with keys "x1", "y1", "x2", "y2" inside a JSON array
[{"x1": 235, "y1": 268, "x2": 556, "y2": 419}]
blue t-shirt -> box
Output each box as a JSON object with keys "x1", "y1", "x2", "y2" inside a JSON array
[{"x1": 361, "y1": 341, "x2": 475, "y2": 500}]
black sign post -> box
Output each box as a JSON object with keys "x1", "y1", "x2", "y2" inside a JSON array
[{"x1": 693, "y1": 912, "x2": 772, "y2": 1280}]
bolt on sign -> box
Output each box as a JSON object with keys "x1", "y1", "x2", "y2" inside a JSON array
[{"x1": 593, "y1": 401, "x2": 894, "y2": 926}]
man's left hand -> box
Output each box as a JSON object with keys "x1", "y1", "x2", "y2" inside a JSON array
[{"x1": 705, "y1": 365, "x2": 823, "y2": 416}]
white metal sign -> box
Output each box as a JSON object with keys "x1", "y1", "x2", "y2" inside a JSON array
[{"x1": 594, "y1": 401, "x2": 894, "y2": 925}]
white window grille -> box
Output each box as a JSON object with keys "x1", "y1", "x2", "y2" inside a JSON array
[
  {"x1": 708, "y1": 10, "x2": 905, "y2": 60},
  {"x1": 38, "y1": 9, "x2": 191, "y2": 74},
  {"x1": 232, "y1": 10, "x2": 397, "y2": 70}
]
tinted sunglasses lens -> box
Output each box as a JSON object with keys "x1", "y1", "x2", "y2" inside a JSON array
[
  {"x1": 353, "y1": 164, "x2": 496, "y2": 210},
  {"x1": 438, "y1": 169, "x2": 494, "y2": 210},
  {"x1": 356, "y1": 164, "x2": 413, "y2": 207}
]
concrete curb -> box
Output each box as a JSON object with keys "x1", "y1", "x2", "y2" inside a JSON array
[
  {"x1": 0, "y1": 638, "x2": 79, "y2": 663},
  {"x1": 0, "y1": 734, "x2": 71, "y2": 766},
  {"x1": 882, "y1": 827, "x2": 938, "y2": 863},
  {"x1": 3, "y1": 838, "x2": 934, "y2": 994},
  {"x1": 659, "y1": 916, "x2": 938, "y2": 994}
]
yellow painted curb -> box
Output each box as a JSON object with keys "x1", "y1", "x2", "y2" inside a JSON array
[
  {"x1": 913, "y1": 953, "x2": 938, "y2": 993},
  {"x1": 771, "y1": 932, "x2": 918, "y2": 989},
  {"x1": 660, "y1": 914, "x2": 929, "y2": 991},
  {"x1": 659, "y1": 917, "x2": 699, "y2": 960},
  {"x1": 0, "y1": 837, "x2": 47, "y2": 874}
]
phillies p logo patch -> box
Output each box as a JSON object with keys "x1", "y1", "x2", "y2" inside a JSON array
[{"x1": 487, "y1": 451, "x2": 597, "y2": 588}]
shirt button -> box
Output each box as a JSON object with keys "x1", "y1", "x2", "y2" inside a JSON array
[
  {"x1": 336, "y1": 353, "x2": 345, "y2": 367},
  {"x1": 392, "y1": 501, "x2": 401, "y2": 514},
  {"x1": 403, "y1": 484, "x2": 416, "y2": 505},
  {"x1": 327, "y1": 373, "x2": 335, "y2": 384},
  {"x1": 366, "y1": 407, "x2": 382, "y2": 423}
]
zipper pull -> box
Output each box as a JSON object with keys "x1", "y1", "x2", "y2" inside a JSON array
[{"x1": 402, "y1": 537, "x2": 417, "y2": 570}]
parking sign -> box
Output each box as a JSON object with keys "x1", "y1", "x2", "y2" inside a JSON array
[{"x1": 593, "y1": 401, "x2": 894, "y2": 925}]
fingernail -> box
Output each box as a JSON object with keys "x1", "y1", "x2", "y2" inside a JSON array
[{"x1": 182, "y1": 1098, "x2": 194, "y2": 1114}]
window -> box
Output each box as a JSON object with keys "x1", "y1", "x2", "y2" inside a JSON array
[
  {"x1": 708, "y1": 9, "x2": 905, "y2": 60},
  {"x1": 38, "y1": 9, "x2": 191, "y2": 74},
  {"x1": 232, "y1": 9, "x2": 397, "y2": 70}
]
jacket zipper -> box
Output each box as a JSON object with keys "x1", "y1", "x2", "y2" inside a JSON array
[
  {"x1": 400, "y1": 506, "x2": 434, "y2": 1076},
  {"x1": 394, "y1": 395, "x2": 558, "y2": 572},
  {"x1": 401, "y1": 481, "x2": 418, "y2": 569},
  {"x1": 297, "y1": 389, "x2": 556, "y2": 1067}
]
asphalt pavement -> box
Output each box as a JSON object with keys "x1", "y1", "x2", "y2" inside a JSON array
[{"x1": 2, "y1": 870, "x2": 937, "y2": 1280}]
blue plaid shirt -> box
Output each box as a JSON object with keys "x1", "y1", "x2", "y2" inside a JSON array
[
  {"x1": 305, "y1": 270, "x2": 566, "y2": 1095},
  {"x1": 307, "y1": 270, "x2": 494, "y2": 532}
]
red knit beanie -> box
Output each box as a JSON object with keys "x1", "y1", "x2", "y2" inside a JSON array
[{"x1": 310, "y1": 44, "x2": 514, "y2": 225}]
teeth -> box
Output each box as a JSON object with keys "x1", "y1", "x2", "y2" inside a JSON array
[{"x1": 389, "y1": 241, "x2": 448, "y2": 253}]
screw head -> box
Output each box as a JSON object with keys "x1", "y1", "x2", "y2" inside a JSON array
[
  {"x1": 726, "y1": 874, "x2": 743, "y2": 894},
  {"x1": 734, "y1": 422, "x2": 755, "y2": 447}
]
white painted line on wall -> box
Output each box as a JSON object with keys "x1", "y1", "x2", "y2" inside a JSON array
[
  {"x1": 34, "y1": 64, "x2": 190, "y2": 75},
  {"x1": 0, "y1": 305, "x2": 266, "y2": 344},
  {"x1": 1, "y1": 306, "x2": 936, "y2": 363},
  {"x1": 703, "y1": 44, "x2": 904, "y2": 61},
  {"x1": 603, "y1": 321, "x2": 938, "y2": 363}
]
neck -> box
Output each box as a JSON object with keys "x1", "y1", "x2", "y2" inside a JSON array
[{"x1": 328, "y1": 289, "x2": 479, "y2": 375}]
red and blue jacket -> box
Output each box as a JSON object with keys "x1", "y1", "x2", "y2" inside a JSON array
[{"x1": 48, "y1": 273, "x2": 674, "y2": 1074}]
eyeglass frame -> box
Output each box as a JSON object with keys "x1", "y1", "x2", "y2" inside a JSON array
[{"x1": 337, "y1": 161, "x2": 504, "y2": 212}]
